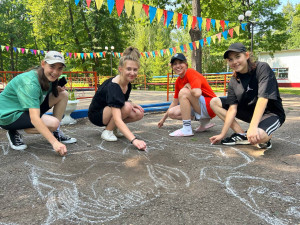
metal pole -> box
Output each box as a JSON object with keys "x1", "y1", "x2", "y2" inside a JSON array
[
  {"x1": 251, "y1": 22, "x2": 254, "y2": 52},
  {"x1": 110, "y1": 52, "x2": 112, "y2": 76}
]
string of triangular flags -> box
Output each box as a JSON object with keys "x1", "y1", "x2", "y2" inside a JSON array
[
  {"x1": 0, "y1": 23, "x2": 248, "y2": 60},
  {"x1": 75, "y1": 0, "x2": 233, "y2": 32}
]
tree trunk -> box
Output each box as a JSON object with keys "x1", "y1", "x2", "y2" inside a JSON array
[{"x1": 189, "y1": 0, "x2": 202, "y2": 73}]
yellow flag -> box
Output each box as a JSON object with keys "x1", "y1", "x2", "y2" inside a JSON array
[
  {"x1": 77, "y1": 53, "x2": 81, "y2": 59},
  {"x1": 125, "y1": 0, "x2": 133, "y2": 18},
  {"x1": 211, "y1": 35, "x2": 216, "y2": 43},
  {"x1": 188, "y1": 15, "x2": 193, "y2": 29},
  {"x1": 173, "y1": 12, "x2": 178, "y2": 27},
  {"x1": 202, "y1": 18, "x2": 206, "y2": 30},
  {"x1": 134, "y1": 2, "x2": 142, "y2": 18},
  {"x1": 215, "y1": 20, "x2": 220, "y2": 31},
  {"x1": 234, "y1": 26, "x2": 240, "y2": 36},
  {"x1": 196, "y1": 41, "x2": 199, "y2": 49},
  {"x1": 157, "y1": 8, "x2": 163, "y2": 24},
  {"x1": 95, "y1": 0, "x2": 103, "y2": 10}
]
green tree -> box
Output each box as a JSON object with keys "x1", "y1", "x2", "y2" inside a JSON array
[{"x1": 283, "y1": 3, "x2": 300, "y2": 49}]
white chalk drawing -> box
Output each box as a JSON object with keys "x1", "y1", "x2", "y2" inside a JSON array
[{"x1": 0, "y1": 124, "x2": 299, "y2": 225}]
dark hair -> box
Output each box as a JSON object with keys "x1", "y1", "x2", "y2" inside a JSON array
[
  {"x1": 26, "y1": 65, "x2": 58, "y2": 97},
  {"x1": 232, "y1": 52, "x2": 257, "y2": 80},
  {"x1": 119, "y1": 46, "x2": 141, "y2": 67}
]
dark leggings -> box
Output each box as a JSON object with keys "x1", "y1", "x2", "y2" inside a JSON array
[{"x1": 0, "y1": 94, "x2": 51, "y2": 130}]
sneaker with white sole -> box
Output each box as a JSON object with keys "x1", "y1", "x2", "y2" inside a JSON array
[
  {"x1": 221, "y1": 133, "x2": 250, "y2": 145},
  {"x1": 113, "y1": 127, "x2": 124, "y2": 138},
  {"x1": 53, "y1": 130, "x2": 77, "y2": 144},
  {"x1": 6, "y1": 130, "x2": 27, "y2": 150},
  {"x1": 257, "y1": 140, "x2": 272, "y2": 149},
  {"x1": 169, "y1": 128, "x2": 194, "y2": 137},
  {"x1": 101, "y1": 130, "x2": 118, "y2": 141}
]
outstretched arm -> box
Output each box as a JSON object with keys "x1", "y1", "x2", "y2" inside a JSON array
[
  {"x1": 29, "y1": 108, "x2": 67, "y2": 156},
  {"x1": 209, "y1": 104, "x2": 238, "y2": 144},
  {"x1": 158, "y1": 98, "x2": 179, "y2": 128},
  {"x1": 112, "y1": 107, "x2": 147, "y2": 151}
]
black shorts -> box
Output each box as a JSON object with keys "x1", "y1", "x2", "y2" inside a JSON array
[
  {"x1": 88, "y1": 108, "x2": 105, "y2": 127},
  {"x1": 220, "y1": 96, "x2": 282, "y2": 135},
  {"x1": 0, "y1": 94, "x2": 51, "y2": 130}
]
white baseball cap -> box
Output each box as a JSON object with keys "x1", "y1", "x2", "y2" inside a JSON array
[{"x1": 44, "y1": 51, "x2": 66, "y2": 66}]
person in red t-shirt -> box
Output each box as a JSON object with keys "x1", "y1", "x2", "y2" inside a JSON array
[{"x1": 158, "y1": 53, "x2": 216, "y2": 136}]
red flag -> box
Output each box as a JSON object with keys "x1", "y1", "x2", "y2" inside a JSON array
[
  {"x1": 163, "y1": 10, "x2": 167, "y2": 26},
  {"x1": 204, "y1": 38, "x2": 207, "y2": 45},
  {"x1": 86, "y1": 0, "x2": 91, "y2": 8},
  {"x1": 192, "y1": 42, "x2": 196, "y2": 50},
  {"x1": 116, "y1": 0, "x2": 125, "y2": 17},
  {"x1": 141, "y1": 52, "x2": 145, "y2": 57},
  {"x1": 177, "y1": 13, "x2": 182, "y2": 28},
  {"x1": 142, "y1": 4, "x2": 149, "y2": 16},
  {"x1": 74, "y1": 53, "x2": 77, "y2": 58},
  {"x1": 103, "y1": 52, "x2": 106, "y2": 57},
  {"x1": 192, "y1": 16, "x2": 197, "y2": 29},
  {"x1": 228, "y1": 28, "x2": 234, "y2": 38},
  {"x1": 206, "y1": 18, "x2": 211, "y2": 31},
  {"x1": 84, "y1": 53, "x2": 87, "y2": 59},
  {"x1": 172, "y1": 47, "x2": 176, "y2": 54},
  {"x1": 220, "y1": 20, "x2": 225, "y2": 31},
  {"x1": 183, "y1": 44, "x2": 187, "y2": 52},
  {"x1": 93, "y1": 52, "x2": 97, "y2": 58}
]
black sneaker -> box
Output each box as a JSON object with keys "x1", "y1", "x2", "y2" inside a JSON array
[
  {"x1": 6, "y1": 130, "x2": 27, "y2": 150},
  {"x1": 257, "y1": 140, "x2": 272, "y2": 149},
  {"x1": 221, "y1": 133, "x2": 250, "y2": 145},
  {"x1": 53, "y1": 130, "x2": 77, "y2": 144}
]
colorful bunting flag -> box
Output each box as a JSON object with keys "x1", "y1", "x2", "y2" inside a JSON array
[
  {"x1": 116, "y1": 0, "x2": 125, "y2": 17},
  {"x1": 124, "y1": 0, "x2": 133, "y2": 17}
]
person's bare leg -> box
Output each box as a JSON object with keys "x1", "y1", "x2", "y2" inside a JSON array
[
  {"x1": 210, "y1": 97, "x2": 244, "y2": 133},
  {"x1": 49, "y1": 91, "x2": 68, "y2": 121}
]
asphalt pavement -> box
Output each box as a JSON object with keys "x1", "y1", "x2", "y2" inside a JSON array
[{"x1": 0, "y1": 91, "x2": 299, "y2": 225}]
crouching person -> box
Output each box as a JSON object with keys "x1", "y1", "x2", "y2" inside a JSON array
[
  {"x1": 0, "y1": 51, "x2": 76, "y2": 156},
  {"x1": 88, "y1": 47, "x2": 146, "y2": 151},
  {"x1": 209, "y1": 43, "x2": 285, "y2": 149}
]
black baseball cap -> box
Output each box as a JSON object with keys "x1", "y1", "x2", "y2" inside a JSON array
[
  {"x1": 170, "y1": 53, "x2": 187, "y2": 64},
  {"x1": 223, "y1": 43, "x2": 247, "y2": 59}
]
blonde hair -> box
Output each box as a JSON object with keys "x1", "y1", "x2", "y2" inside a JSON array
[{"x1": 119, "y1": 46, "x2": 141, "y2": 67}]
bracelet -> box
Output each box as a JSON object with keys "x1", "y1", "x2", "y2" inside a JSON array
[{"x1": 130, "y1": 137, "x2": 137, "y2": 144}]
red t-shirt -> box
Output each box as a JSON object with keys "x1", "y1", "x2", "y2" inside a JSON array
[{"x1": 174, "y1": 68, "x2": 216, "y2": 118}]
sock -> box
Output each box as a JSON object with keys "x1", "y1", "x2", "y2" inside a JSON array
[
  {"x1": 56, "y1": 124, "x2": 61, "y2": 132},
  {"x1": 182, "y1": 120, "x2": 192, "y2": 133}
]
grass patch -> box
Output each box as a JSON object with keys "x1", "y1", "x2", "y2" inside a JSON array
[{"x1": 279, "y1": 88, "x2": 300, "y2": 95}]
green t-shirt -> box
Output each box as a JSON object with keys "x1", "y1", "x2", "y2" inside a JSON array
[{"x1": 0, "y1": 70, "x2": 50, "y2": 126}]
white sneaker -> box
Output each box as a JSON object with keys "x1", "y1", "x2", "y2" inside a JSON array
[
  {"x1": 113, "y1": 127, "x2": 124, "y2": 138},
  {"x1": 101, "y1": 130, "x2": 118, "y2": 142}
]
